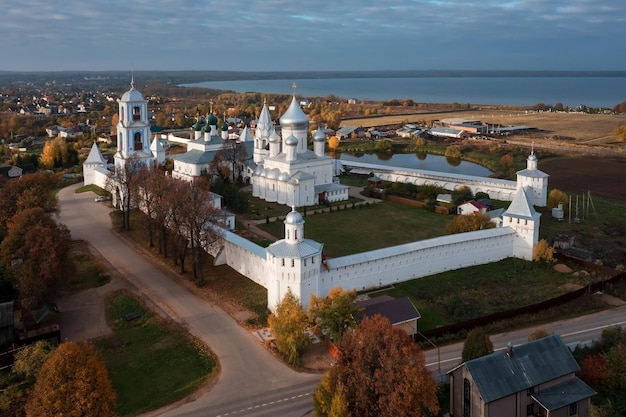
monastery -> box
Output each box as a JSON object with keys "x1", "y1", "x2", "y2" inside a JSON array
[{"x1": 84, "y1": 83, "x2": 549, "y2": 312}]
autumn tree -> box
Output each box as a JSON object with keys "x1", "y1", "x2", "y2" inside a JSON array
[
  {"x1": 268, "y1": 289, "x2": 310, "y2": 367},
  {"x1": 12, "y1": 340, "x2": 57, "y2": 382},
  {"x1": 462, "y1": 327, "x2": 494, "y2": 362},
  {"x1": 613, "y1": 123, "x2": 626, "y2": 142},
  {"x1": 445, "y1": 213, "x2": 495, "y2": 235},
  {"x1": 534, "y1": 239, "x2": 555, "y2": 263},
  {"x1": 0, "y1": 207, "x2": 72, "y2": 308},
  {"x1": 39, "y1": 137, "x2": 78, "y2": 169},
  {"x1": 0, "y1": 171, "x2": 58, "y2": 235},
  {"x1": 25, "y1": 341, "x2": 117, "y2": 417},
  {"x1": 527, "y1": 328, "x2": 550, "y2": 341},
  {"x1": 579, "y1": 354, "x2": 609, "y2": 387},
  {"x1": 315, "y1": 315, "x2": 438, "y2": 417},
  {"x1": 328, "y1": 136, "x2": 340, "y2": 150},
  {"x1": 308, "y1": 287, "x2": 361, "y2": 343},
  {"x1": 547, "y1": 188, "x2": 569, "y2": 212},
  {"x1": 500, "y1": 153, "x2": 514, "y2": 169},
  {"x1": 445, "y1": 145, "x2": 461, "y2": 159}
]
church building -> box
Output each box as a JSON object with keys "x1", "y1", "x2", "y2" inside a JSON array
[{"x1": 251, "y1": 92, "x2": 349, "y2": 207}]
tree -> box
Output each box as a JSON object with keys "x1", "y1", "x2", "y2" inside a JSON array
[
  {"x1": 0, "y1": 171, "x2": 58, "y2": 235},
  {"x1": 500, "y1": 153, "x2": 514, "y2": 169},
  {"x1": 579, "y1": 354, "x2": 608, "y2": 386},
  {"x1": 12, "y1": 340, "x2": 57, "y2": 382},
  {"x1": 613, "y1": 123, "x2": 626, "y2": 142},
  {"x1": 451, "y1": 185, "x2": 473, "y2": 206},
  {"x1": 176, "y1": 177, "x2": 223, "y2": 285},
  {"x1": 107, "y1": 154, "x2": 145, "y2": 231},
  {"x1": 534, "y1": 239, "x2": 555, "y2": 263},
  {"x1": 25, "y1": 341, "x2": 117, "y2": 417},
  {"x1": 462, "y1": 328, "x2": 494, "y2": 362},
  {"x1": 39, "y1": 137, "x2": 78, "y2": 169},
  {"x1": 445, "y1": 213, "x2": 495, "y2": 235},
  {"x1": 308, "y1": 287, "x2": 361, "y2": 343},
  {"x1": 527, "y1": 328, "x2": 550, "y2": 341},
  {"x1": 315, "y1": 315, "x2": 438, "y2": 417},
  {"x1": 268, "y1": 289, "x2": 310, "y2": 367},
  {"x1": 547, "y1": 188, "x2": 569, "y2": 212},
  {"x1": 445, "y1": 145, "x2": 461, "y2": 159},
  {"x1": 218, "y1": 139, "x2": 249, "y2": 184},
  {"x1": 1, "y1": 208, "x2": 72, "y2": 308},
  {"x1": 328, "y1": 136, "x2": 340, "y2": 150},
  {"x1": 375, "y1": 139, "x2": 393, "y2": 154}
]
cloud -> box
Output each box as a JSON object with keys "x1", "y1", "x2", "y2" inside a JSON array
[{"x1": 0, "y1": 0, "x2": 624, "y2": 71}]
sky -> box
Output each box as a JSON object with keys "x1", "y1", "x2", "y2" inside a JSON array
[{"x1": 1, "y1": 0, "x2": 625, "y2": 72}]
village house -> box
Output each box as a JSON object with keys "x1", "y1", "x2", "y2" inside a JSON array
[{"x1": 448, "y1": 334, "x2": 595, "y2": 417}]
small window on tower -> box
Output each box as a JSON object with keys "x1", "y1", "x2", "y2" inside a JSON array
[{"x1": 133, "y1": 106, "x2": 140, "y2": 121}]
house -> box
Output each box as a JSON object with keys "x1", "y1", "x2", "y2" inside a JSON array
[
  {"x1": 457, "y1": 200, "x2": 489, "y2": 216},
  {"x1": 356, "y1": 295, "x2": 421, "y2": 338},
  {"x1": 448, "y1": 334, "x2": 595, "y2": 417},
  {"x1": 335, "y1": 125, "x2": 359, "y2": 140}
]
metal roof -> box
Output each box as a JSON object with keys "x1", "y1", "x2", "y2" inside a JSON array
[
  {"x1": 532, "y1": 378, "x2": 596, "y2": 412},
  {"x1": 463, "y1": 334, "x2": 580, "y2": 404},
  {"x1": 504, "y1": 187, "x2": 541, "y2": 220},
  {"x1": 357, "y1": 296, "x2": 421, "y2": 326},
  {"x1": 266, "y1": 239, "x2": 323, "y2": 258}
]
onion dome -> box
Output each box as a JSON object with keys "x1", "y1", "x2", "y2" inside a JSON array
[
  {"x1": 313, "y1": 127, "x2": 326, "y2": 142},
  {"x1": 193, "y1": 122, "x2": 203, "y2": 131},
  {"x1": 266, "y1": 168, "x2": 279, "y2": 180},
  {"x1": 269, "y1": 131, "x2": 281, "y2": 143},
  {"x1": 285, "y1": 134, "x2": 298, "y2": 146},
  {"x1": 120, "y1": 82, "x2": 144, "y2": 102},
  {"x1": 528, "y1": 153, "x2": 537, "y2": 161},
  {"x1": 221, "y1": 121, "x2": 229, "y2": 131},
  {"x1": 207, "y1": 113, "x2": 218, "y2": 125},
  {"x1": 278, "y1": 172, "x2": 290, "y2": 182},
  {"x1": 258, "y1": 168, "x2": 267, "y2": 178},
  {"x1": 285, "y1": 208, "x2": 304, "y2": 224},
  {"x1": 254, "y1": 164, "x2": 264, "y2": 175},
  {"x1": 279, "y1": 96, "x2": 308, "y2": 127}
]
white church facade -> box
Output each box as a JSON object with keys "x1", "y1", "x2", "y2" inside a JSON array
[
  {"x1": 84, "y1": 83, "x2": 549, "y2": 312},
  {"x1": 251, "y1": 95, "x2": 349, "y2": 207}
]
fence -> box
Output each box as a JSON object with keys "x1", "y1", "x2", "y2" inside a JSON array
[{"x1": 419, "y1": 254, "x2": 625, "y2": 340}]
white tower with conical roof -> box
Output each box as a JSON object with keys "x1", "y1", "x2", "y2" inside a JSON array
[
  {"x1": 266, "y1": 207, "x2": 323, "y2": 311},
  {"x1": 516, "y1": 148, "x2": 549, "y2": 207}
]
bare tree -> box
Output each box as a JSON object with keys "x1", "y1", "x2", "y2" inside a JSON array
[
  {"x1": 178, "y1": 177, "x2": 224, "y2": 285},
  {"x1": 106, "y1": 155, "x2": 146, "y2": 231},
  {"x1": 218, "y1": 139, "x2": 249, "y2": 184}
]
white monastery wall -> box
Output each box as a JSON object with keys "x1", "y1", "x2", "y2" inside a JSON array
[
  {"x1": 344, "y1": 161, "x2": 518, "y2": 202},
  {"x1": 214, "y1": 230, "x2": 269, "y2": 288},
  {"x1": 317, "y1": 227, "x2": 517, "y2": 296}
]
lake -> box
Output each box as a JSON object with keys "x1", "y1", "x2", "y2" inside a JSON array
[
  {"x1": 184, "y1": 77, "x2": 626, "y2": 108},
  {"x1": 337, "y1": 152, "x2": 493, "y2": 177}
]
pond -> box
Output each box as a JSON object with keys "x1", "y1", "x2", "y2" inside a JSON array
[{"x1": 336, "y1": 152, "x2": 493, "y2": 177}]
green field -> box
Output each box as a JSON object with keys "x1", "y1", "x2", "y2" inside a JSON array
[
  {"x1": 95, "y1": 291, "x2": 216, "y2": 416},
  {"x1": 259, "y1": 201, "x2": 451, "y2": 257}
]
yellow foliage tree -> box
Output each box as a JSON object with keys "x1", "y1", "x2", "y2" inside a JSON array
[
  {"x1": 25, "y1": 341, "x2": 117, "y2": 417},
  {"x1": 534, "y1": 239, "x2": 555, "y2": 263},
  {"x1": 445, "y1": 214, "x2": 495, "y2": 235},
  {"x1": 613, "y1": 123, "x2": 626, "y2": 142},
  {"x1": 328, "y1": 136, "x2": 340, "y2": 150},
  {"x1": 547, "y1": 188, "x2": 569, "y2": 213},
  {"x1": 268, "y1": 289, "x2": 310, "y2": 366}
]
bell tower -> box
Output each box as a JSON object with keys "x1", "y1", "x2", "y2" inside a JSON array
[{"x1": 114, "y1": 76, "x2": 154, "y2": 172}]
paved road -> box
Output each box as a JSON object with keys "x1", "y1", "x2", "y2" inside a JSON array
[
  {"x1": 57, "y1": 184, "x2": 626, "y2": 415},
  {"x1": 57, "y1": 184, "x2": 321, "y2": 417}
]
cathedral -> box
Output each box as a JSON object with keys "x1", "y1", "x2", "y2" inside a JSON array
[{"x1": 251, "y1": 94, "x2": 349, "y2": 207}]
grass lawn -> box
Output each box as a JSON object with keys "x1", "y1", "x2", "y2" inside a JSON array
[
  {"x1": 374, "y1": 257, "x2": 603, "y2": 331},
  {"x1": 95, "y1": 290, "x2": 216, "y2": 417},
  {"x1": 258, "y1": 201, "x2": 451, "y2": 257},
  {"x1": 110, "y1": 210, "x2": 269, "y2": 325},
  {"x1": 66, "y1": 241, "x2": 111, "y2": 291}
]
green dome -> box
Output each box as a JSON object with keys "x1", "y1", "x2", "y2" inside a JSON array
[
  {"x1": 193, "y1": 122, "x2": 203, "y2": 131},
  {"x1": 221, "y1": 121, "x2": 229, "y2": 131},
  {"x1": 207, "y1": 113, "x2": 218, "y2": 125}
]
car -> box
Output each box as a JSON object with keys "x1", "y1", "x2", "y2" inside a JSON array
[{"x1": 95, "y1": 195, "x2": 110, "y2": 202}]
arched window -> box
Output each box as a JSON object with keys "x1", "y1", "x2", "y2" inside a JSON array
[
  {"x1": 120, "y1": 106, "x2": 125, "y2": 121},
  {"x1": 133, "y1": 106, "x2": 141, "y2": 121},
  {"x1": 134, "y1": 132, "x2": 143, "y2": 151}
]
